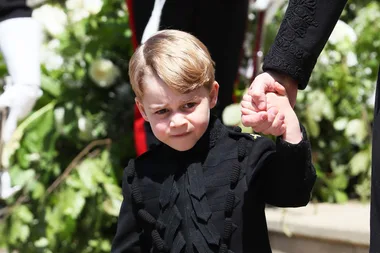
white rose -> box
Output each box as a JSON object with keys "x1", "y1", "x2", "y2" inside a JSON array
[
  {"x1": 329, "y1": 20, "x2": 357, "y2": 45},
  {"x1": 66, "y1": 0, "x2": 103, "y2": 22},
  {"x1": 83, "y1": 0, "x2": 103, "y2": 15},
  {"x1": 33, "y1": 5, "x2": 67, "y2": 37},
  {"x1": 89, "y1": 59, "x2": 120, "y2": 88}
]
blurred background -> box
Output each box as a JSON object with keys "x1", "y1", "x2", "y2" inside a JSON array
[{"x1": 0, "y1": 0, "x2": 378, "y2": 252}]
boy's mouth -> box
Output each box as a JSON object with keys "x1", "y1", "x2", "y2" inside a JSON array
[{"x1": 171, "y1": 132, "x2": 190, "y2": 137}]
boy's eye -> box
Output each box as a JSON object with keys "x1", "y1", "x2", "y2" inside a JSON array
[
  {"x1": 155, "y1": 109, "x2": 168, "y2": 115},
  {"x1": 183, "y1": 103, "x2": 196, "y2": 109}
]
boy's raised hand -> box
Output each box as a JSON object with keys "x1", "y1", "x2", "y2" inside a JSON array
[
  {"x1": 241, "y1": 91, "x2": 302, "y2": 144},
  {"x1": 241, "y1": 92, "x2": 286, "y2": 136}
]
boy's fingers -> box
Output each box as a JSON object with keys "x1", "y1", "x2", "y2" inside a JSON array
[
  {"x1": 271, "y1": 112, "x2": 286, "y2": 136},
  {"x1": 267, "y1": 107, "x2": 278, "y2": 123},
  {"x1": 241, "y1": 112, "x2": 268, "y2": 128}
]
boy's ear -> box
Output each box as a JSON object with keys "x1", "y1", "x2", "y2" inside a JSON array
[
  {"x1": 209, "y1": 81, "x2": 219, "y2": 109},
  {"x1": 135, "y1": 98, "x2": 149, "y2": 122}
]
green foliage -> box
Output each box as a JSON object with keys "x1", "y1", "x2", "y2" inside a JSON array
[
  {"x1": 297, "y1": 2, "x2": 379, "y2": 203},
  {"x1": 0, "y1": 0, "x2": 379, "y2": 252},
  {"x1": 0, "y1": 0, "x2": 134, "y2": 252}
]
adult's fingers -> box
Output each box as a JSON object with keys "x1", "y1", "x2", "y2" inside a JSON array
[{"x1": 274, "y1": 81, "x2": 286, "y2": 95}]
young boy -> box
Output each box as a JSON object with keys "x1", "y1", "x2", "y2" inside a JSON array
[{"x1": 112, "y1": 30, "x2": 316, "y2": 253}]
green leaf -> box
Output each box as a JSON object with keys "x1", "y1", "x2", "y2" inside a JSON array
[
  {"x1": 334, "y1": 190, "x2": 348, "y2": 203},
  {"x1": 9, "y1": 218, "x2": 30, "y2": 244},
  {"x1": 11, "y1": 169, "x2": 35, "y2": 188},
  {"x1": 349, "y1": 150, "x2": 370, "y2": 176},
  {"x1": 331, "y1": 174, "x2": 349, "y2": 190},
  {"x1": 14, "y1": 205, "x2": 34, "y2": 223},
  {"x1": 103, "y1": 198, "x2": 122, "y2": 217},
  {"x1": 41, "y1": 74, "x2": 62, "y2": 98},
  {"x1": 104, "y1": 183, "x2": 122, "y2": 200},
  {"x1": 77, "y1": 159, "x2": 98, "y2": 192},
  {"x1": 306, "y1": 111, "x2": 320, "y2": 137},
  {"x1": 34, "y1": 237, "x2": 49, "y2": 248},
  {"x1": 32, "y1": 182, "x2": 46, "y2": 199}
]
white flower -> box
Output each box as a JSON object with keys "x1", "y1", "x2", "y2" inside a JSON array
[
  {"x1": 346, "y1": 51, "x2": 358, "y2": 67},
  {"x1": 333, "y1": 117, "x2": 349, "y2": 131},
  {"x1": 33, "y1": 5, "x2": 67, "y2": 36},
  {"x1": 78, "y1": 116, "x2": 94, "y2": 141},
  {"x1": 54, "y1": 107, "x2": 65, "y2": 130},
  {"x1": 89, "y1": 59, "x2": 120, "y2": 88},
  {"x1": 41, "y1": 40, "x2": 64, "y2": 71},
  {"x1": 328, "y1": 50, "x2": 342, "y2": 63},
  {"x1": 307, "y1": 90, "x2": 334, "y2": 121},
  {"x1": 251, "y1": 0, "x2": 271, "y2": 11},
  {"x1": 367, "y1": 87, "x2": 377, "y2": 108},
  {"x1": 344, "y1": 119, "x2": 368, "y2": 145},
  {"x1": 329, "y1": 20, "x2": 357, "y2": 45},
  {"x1": 319, "y1": 52, "x2": 329, "y2": 65},
  {"x1": 84, "y1": 0, "x2": 103, "y2": 15},
  {"x1": 66, "y1": 0, "x2": 103, "y2": 22},
  {"x1": 0, "y1": 171, "x2": 21, "y2": 199}
]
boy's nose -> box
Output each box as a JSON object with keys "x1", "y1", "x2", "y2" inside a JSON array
[{"x1": 169, "y1": 113, "x2": 186, "y2": 128}]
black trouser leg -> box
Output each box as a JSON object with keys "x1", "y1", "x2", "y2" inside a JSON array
[{"x1": 370, "y1": 66, "x2": 380, "y2": 252}]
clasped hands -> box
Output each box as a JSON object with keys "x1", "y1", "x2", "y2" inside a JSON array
[{"x1": 241, "y1": 71, "x2": 302, "y2": 144}]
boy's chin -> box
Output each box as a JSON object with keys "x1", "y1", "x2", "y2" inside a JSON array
[{"x1": 167, "y1": 142, "x2": 197, "y2": 152}]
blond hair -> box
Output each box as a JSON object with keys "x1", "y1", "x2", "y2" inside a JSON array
[{"x1": 129, "y1": 29, "x2": 215, "y2": 98}]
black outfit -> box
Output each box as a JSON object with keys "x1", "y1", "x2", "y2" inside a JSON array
[
  {"x1": 262, "y1": 0, "x2": 380, "y2": 251},
  {"x1": 371, "y1": 68, "x2": 380, "y2": 252},
  {"x1": 0, "y1": 0, "x2": 32, "y2": 22},
  {"x1": 127, "y1": 0, "x2": 249, "y2": 155},
  {"x1": 112, "y1": 117, "x2": 316, "y2": 252}
]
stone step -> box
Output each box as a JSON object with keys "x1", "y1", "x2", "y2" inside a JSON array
[{"x1": 266, "y1": 202, "x2": 370, "y2": 253}]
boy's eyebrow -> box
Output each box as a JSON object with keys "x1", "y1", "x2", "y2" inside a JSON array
[
  {"x1": 148, "y1": 96, "x2": 201, "y2": 110},
  {"x1": 179, "y1": 95, "x2": 201, "y2": 103},
  {"x1": 149, "y1": 104, "x2": 167, "y2": 110}
]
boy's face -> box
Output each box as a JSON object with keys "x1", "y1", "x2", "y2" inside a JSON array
[{"x1": 136, "y1": 74, "x2": 219, "y2": 151}]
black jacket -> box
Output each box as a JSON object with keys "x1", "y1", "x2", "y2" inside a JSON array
[
  {"x1": 262, "y1": 0, "x2": 348, "y2": 89},
  {"x1": 112, "y1": 117, "x2": 316, "y2": 253}
]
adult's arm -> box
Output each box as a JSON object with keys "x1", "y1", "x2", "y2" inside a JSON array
[{"x1": 262, "y1": 0, "x2": 348, "y2": 89}]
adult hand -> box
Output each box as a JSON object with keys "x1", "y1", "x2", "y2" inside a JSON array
[{"x1": 242, "y1": 71, "x2": 298, "y2": 133}]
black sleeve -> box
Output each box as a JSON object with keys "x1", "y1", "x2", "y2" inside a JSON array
[
  {"x1": 111, "y1": 161, "x2": 141, "y2": 253},
  {"x1": 262, "y1": 0, "x2": 348, "y2": 89},
  {"x1": 0, "y1": 0, "x2": 32, "y2": 22},
  {"x1": 260, "y1": 125, "x2": 316, "y2": 207},
  {"x1": 246, "y1": 126, "x2": 316, "y2": 207}
]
